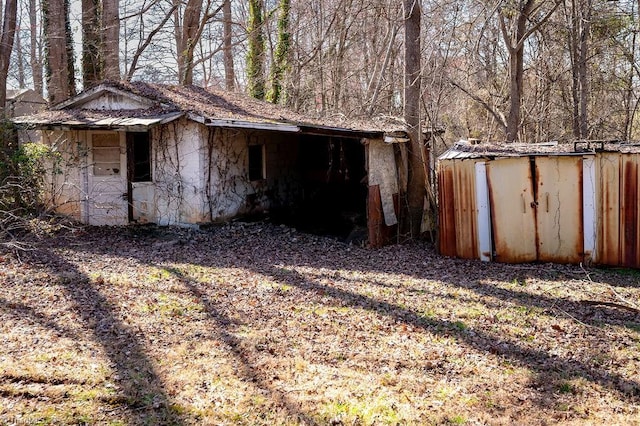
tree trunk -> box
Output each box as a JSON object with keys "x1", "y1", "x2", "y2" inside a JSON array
[
  {"x1": 266, "y1": 0, "x2": 290, "y2": 103},
  {"x1": 44, "y1": 0, "x2": 74, "y2": 104},
  {"x1": 500, "y1": 0, "x2": 559, "y2": 142},
  {"x1": 0, "y1": 0, "x2": 18, "y2": 115},
  {"x1": 403, "y1": 0, "x2": 425, "y2": 238},
  {"x1": 178, "y1": 0, "x2": 203, "y2": 85},
  {"x1": 102, "y1": 0, "x2": 120, "y2": 80},
  {"x1": 82, "y1": 0, "x2": 102, "y2": 87},
  {"x1": 29, "y1": 0, "x2": 43, "y2": 95},
  {"x1": 222, "y1": 0, "x2": 235, "y2": 90},
  {"x1": 14, "y1": 15, "x2": 25, "y2": 88},
  {"x1": 247, "y1": 0, "x2": 265, "y2": 99}
]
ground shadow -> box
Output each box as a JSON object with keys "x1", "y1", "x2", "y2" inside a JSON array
[
  {"x1": 21, "y1": 251, "x2": 184, "y2": 425},
  {"x1": 39, "y1": 224, "x2": 640, "y2": 418}
]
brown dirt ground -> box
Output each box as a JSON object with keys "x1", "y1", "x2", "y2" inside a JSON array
[{"x1": 1, "y1": 223, "x2": 639, "y2": 425}]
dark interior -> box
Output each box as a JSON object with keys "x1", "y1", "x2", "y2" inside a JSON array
[{"x1": 271, "y1": 135, "x2": 368, "y2": 242}]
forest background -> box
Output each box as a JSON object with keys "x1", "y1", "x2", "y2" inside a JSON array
[{"x1": 1, "y1": 0, "x2": 639, "y2": 147}]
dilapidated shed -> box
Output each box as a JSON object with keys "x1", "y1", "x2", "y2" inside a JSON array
[
  {"x1": 438, "y1": 140, "x2": 640, "y2": 268},
  {"x1": 14, "y1": 81, "x2": 417, "y2": 246},
  {"x1": 6, "y1": 88, "x2": 47, "y2": 144}
]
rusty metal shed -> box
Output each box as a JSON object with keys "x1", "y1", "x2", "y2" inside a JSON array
[{"x1": 438, "y1": 140, "x2": 640, "y2": 267}]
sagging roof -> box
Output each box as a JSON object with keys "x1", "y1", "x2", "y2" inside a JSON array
[
  {"x1": 13, "y1": 81, "x2": 408, "y2": 138},
  {"x1": 439, "y1": 139, "x2": 640, "y2": 160}
]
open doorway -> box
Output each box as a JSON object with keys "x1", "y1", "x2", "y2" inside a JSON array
[{"x1": 284, "y1": 135, "x2": 367, "y2": 241}]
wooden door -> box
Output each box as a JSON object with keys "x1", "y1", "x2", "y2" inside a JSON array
[{"x1": 87, "y1": 132, "x2": 128, "y2": 225}]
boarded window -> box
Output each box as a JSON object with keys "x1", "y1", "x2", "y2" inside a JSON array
[
  {"x1": 248, "y1": 144, "x2": 265, "y2": 181},
  {"x1": 93, "y1": 133, "x2": 121, "y2": 176}
]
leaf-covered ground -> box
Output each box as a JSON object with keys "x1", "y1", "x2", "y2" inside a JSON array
[{"x1": 1, "y1": 223, "x2": 640, "y2": 425}]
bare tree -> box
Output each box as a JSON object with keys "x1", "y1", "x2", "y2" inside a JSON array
[
  {"x1": 43, "y1": 0, "x2": 75, "y2": 104},
  {"x1": 29, "y1": 0, "x2": 42, "y2": 95},
  {"x1": 564, "y1": 0, "x2": 591, "y2": 139},
  {"x1": 222, "y1": 0, "x2": 235, "y2": 90},
  {"x1": 82, "y1": 0, "x2": 102, "y2": 86},
  {"x1": 247, "y1": 0, "x2": 265, "y2": 99},
  {"x1": 103, "y1": 0, "x2": 120, "y2": 80},
  {"x1": 266, "y1": 0, "x2": 290, "y2": 103},
  {"x1": 0, "y1": 0, "x2": 18, "y2": 114},
  {"x1": 499, "y1": 0, "x2": 560, "y2": 141},
  {"x1": 403, "y1": 0, "x2": 426, "y2": 237}
]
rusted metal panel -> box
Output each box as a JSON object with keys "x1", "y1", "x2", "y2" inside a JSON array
[
  {"x1": 534, "y1": 156, "x2": 583, "y2": 263},
  {"x1": 368, "y1": 184, "x2": 384, "y2": 249},
  {"x1": 487, "y1": 157, "x2": 537, "y2": 263},
  {"x1": 596, "y1": 152, "x2": 621, "y2": 265},
  {"x1": 453, "y1": 160, "x2": 478, "y2": 259},
  {"x1": 438, "y1": 161, "x2": 457, "y2": 256},
  {"x1": 620, "y1": 155, "x2": 640, "y2": 267},
  {"x1": 368, "y1": 185, "x2": 397, "y2": 249}
]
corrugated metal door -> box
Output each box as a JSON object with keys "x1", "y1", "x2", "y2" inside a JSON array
[
  {"x1": 535, "y1": 156, "x2": 583, "y2": 263},
  {"x1": 596, "y1": 153, "x2": 621, "y2": 265},
  {"x1": 437, "y1": 159, "x2": 478, "y2": 258},
  {"x1": 620, "y1": 155, "x2": 640, "y2": 267},
  {"x1": 438, "y1": 161, "x2": 457, "y2": 256},
  {"x1": 487, "y1": 157, "x2": 537, "y2": 263},
  {"x1": 596, "y1": 152, "x2": 640, "y2": 268}
]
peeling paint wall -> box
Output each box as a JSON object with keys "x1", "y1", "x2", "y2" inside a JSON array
[
  {"x1": 153, "y1": 119, "x2": 208, "y2": 225},
  {"x1": 41, "y1": 130, "x2": 84, "y2": 221},
  {"x1": 204, "y1": 128, "x2": 302, "y2": 221}
]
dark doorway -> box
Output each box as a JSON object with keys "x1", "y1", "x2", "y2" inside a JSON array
[{"x1": 291, "y1": 135, "x2": 367, "y2": 241}]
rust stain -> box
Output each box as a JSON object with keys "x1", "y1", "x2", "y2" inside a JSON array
[
  {"x1": 368, "y1": 184, "x2": 384, "y2": 249},
  {"x1": 438, "y1": 165, "x2": 457, "y2": 256},
  {"x1": 597, "y1": 153, "x2": 621, "y2": 266},
  {"x1": 622, "y1": 159, "x2": 638, "y2": 267},
  {"x1": 453, "y1": 160, "x2": 478, "y2": 259}
]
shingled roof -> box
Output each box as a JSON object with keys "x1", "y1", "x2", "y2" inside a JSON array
[{"x1": 14, "y1": 81, "x2": 408, "y2": 138}]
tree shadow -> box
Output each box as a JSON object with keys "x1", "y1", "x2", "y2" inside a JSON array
[
  {"x1": 163, "y1": 266, "x2": 319, "y2": 425},
  {"x1": 35, "y1": 224, "x2": 640, "y2": 418},
  {"x1": 34, "y1": 254, "x2": 184, "y2": 425},
  {"x1": 257, "y1": 264, "x2": 640, "y2": 400}
]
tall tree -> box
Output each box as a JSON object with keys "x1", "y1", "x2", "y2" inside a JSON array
[
  {"x1": 177, "y1": 0, "x2": 203, "y2": 84},
  {"x1": 565, "y1": 0, "x2": 591, "y2": 139},
  {"x1": 499, "y1": 0, "x2": 560, "y2": 142},
  {"x1": 403, "y1": 0, "x2": 426, "y2": 238},
  {"x1": 0, "y1": 0, "x2": 18, "y2": 114},
  {"x1": 29, "y1": 0, "x2": 43, "y2": 95},
  {"x1": 43, "y1": 0, "x2": 75, "y2": 104},
  {"x1": 246, "y1": 0, "x2": 265, "y2": 99},
  {"x1": 222, "y1": 0, "x2": 235, "y2": 90},
  {"x1": 266, "y1": 0, "x2": 290, "y2": 103},
  {"x1": 82, "y1": 0, "x2": 103, "y2": 86},
  {"x1": 102, "y1": 0, "x2": 120, "y2": 80}
]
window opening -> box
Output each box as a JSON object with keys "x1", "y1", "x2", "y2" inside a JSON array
[
  {"x1": 248, "y1": 144, "x2": 265, "y2": 181},
  {"x1": 130, "y1": 132, "x2": 151, "y2": 182},
  {"x1": 92, "y1": 133, "x2": 121, "y2": 176}
]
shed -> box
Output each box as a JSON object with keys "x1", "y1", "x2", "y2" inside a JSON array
[
  {"x1": 438, "y1": 140, "x2": 640, "y2": 268},
  {"x1": 13, "y1": 81, "x2": 419, "y2": 246},
  {"x1": 6, "y1": 88, "x2": 47, "y2": 144}
]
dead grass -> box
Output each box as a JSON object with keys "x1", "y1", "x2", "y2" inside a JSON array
[{"x1": 1, "y1": 223, "x2": 640, "y2": 425}]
